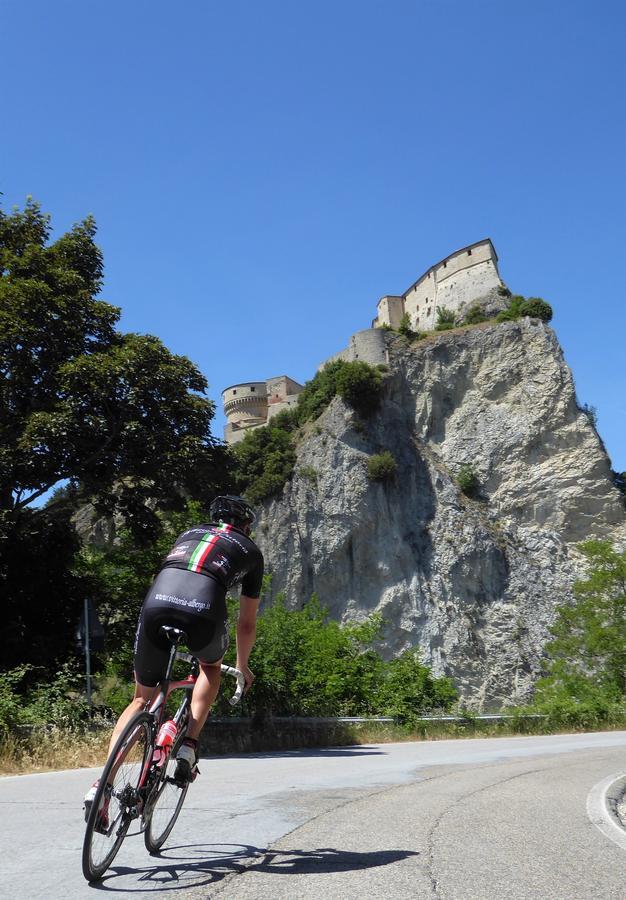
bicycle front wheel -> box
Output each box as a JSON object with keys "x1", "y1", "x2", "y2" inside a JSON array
[
  {"x1": 144, "y1": 724, "x2": 190, "y2": 853},
  {"x1": 82, "y1": 711, "x2": 153, "y2": 882}
]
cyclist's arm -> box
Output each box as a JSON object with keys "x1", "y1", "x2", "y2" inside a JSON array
[{"x1": 236, "y1": 594, "x2": 260, "y2": 689}]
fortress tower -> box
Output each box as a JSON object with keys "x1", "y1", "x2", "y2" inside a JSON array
[
  {"x1": 373, "y1": 238, "x2": 502, "y2": 331},
  {"x1": 222, "y1": 375, "x2": 304, "y2": 444}
]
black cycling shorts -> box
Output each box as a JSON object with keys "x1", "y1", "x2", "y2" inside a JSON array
[{"x1": 134, "y1": 568, "x2": 229, "y2": 686}]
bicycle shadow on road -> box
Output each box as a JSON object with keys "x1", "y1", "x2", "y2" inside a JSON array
[
  {"x1": 238, "y1": 746, "x2": 388, "y2": 759},
  {"x1": 91, "y1": 843, "x2": 419, "y2": 892}
]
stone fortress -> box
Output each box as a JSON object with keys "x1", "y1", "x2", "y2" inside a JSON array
[
  {"x1": 222, "y1": 239, "x2": 504, "y2": 444},
  {"x1": 222, "y1": 376, "x2": 304, "y2": 445}
]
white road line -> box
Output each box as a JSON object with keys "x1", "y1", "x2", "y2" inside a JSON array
[{"x1": 586, "y1": 772, "x2": 626, "y2": 852}]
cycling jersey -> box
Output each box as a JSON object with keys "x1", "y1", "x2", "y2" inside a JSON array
[
  {"x1": 161, "y1": 522, "x2": 264, "y2": 599},
  {"x1": 133, "y1": 522, "x2": 264, "y2": 686}
]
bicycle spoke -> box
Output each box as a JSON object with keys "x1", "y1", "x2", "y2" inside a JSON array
[{"x1": 82, "y1": 712, "x2": 153, "y2": 881}]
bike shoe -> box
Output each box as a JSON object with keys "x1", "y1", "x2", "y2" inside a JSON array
[
  {"x1": 84, "y1": 780, "x2": 111, "y2": 831},
  {"x1": 173, "y1": 743, "x2": 198, "y2": 785}
]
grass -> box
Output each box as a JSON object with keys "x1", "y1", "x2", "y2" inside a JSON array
[{"x1": 0, "y1": 727, "x2": 110, "y2": 776}]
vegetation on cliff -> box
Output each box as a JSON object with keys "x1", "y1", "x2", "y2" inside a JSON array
[
  {"x1": 234, "y1": 359, "x2": 385, "y2": 504},
  {"x1": 526, "y1": 540, "x2": 626, "y2": 725}
]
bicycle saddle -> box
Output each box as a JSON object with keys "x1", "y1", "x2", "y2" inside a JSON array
[{"x1": 160, "y1": 625, "x2": 188, "y2": 646}]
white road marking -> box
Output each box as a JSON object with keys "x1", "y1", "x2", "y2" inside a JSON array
[{"x1": 586, "y1": 772, "x2": 626, "y2": 851}]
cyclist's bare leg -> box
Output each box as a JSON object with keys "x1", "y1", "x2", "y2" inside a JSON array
[
  {"x1": 185, "y1": 660, "x2": 223, "y2": 740},
  {"x1": 106, "y1": 681, "x2": 155, "y2": 758}
]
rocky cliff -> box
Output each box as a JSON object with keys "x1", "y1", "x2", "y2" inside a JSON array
[{"x1": 255, "y1": 319, "x2": 625, "y2": 707}]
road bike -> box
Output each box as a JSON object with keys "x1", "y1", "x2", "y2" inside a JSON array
[{"x1": 81, "y1": 625, "x2": 245, "y2": 882}]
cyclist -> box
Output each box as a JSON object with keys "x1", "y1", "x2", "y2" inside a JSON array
[{"x1": 84, "y1": 495, "x2": 263, "y2": 819}]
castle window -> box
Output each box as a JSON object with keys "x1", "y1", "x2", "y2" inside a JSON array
[
  {"x1": 467, "y1": 248, "x2": 472, "y2": 255},
  {"x1": 251, "y1": 386, "x2": 256, "y2": 392},
  {"x1": 443, "y1": 261, "x2": 447, "y2": 268},
  {"x1": 232, "y1": 390, "x2": 237, "y2": 395}
]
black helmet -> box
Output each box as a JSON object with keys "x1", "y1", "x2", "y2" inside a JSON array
[{"x1": 209, "y1": 495, "x2": 256, "y2": 530}]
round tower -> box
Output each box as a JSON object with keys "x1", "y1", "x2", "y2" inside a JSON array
[{"x1": 222, "y1": 382, "x2": 268, "y2": 443}]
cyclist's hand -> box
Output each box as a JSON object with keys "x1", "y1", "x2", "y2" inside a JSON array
[{"x1": 238, "y1": 664, "x2": 255, "y2": 694}]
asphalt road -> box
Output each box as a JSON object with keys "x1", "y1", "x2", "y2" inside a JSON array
[{"x1": 1, "y1": 732, "x2": 626, "y2": 900}]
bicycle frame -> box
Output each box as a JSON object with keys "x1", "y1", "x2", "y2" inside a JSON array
[{"x1": 132, "y1": 638, "x2": 245, "y2": 798}]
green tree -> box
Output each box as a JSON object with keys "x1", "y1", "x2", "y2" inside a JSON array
[
  {"x1": 375, "y1": 650, "x2": 458, "y2": 724},
  {"x1": 0, "y1": 199, "x2": 227, "y2": 532},
  {"x1": 335, "y1": 360, "x2": 383, "y2": 417},
  {"x1": 233, "y1": 417, "x2": 297, "y2": 504},
  {"x1": 0, "y1": 200, "x2": 230, "y2": 671},
  {"x1": 397, "y1": 312, "x2": 418, "y2": 339},
  {"x1": 534, "y1": 541, "x2": 626, "y2": 708},
  {"x1": 294, "y1": 360, "x2": 346, "y2": 424}
]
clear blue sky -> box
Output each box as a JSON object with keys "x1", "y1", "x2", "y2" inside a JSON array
[{"x1": 3, "y1": 0, "x2": 625, "y2": 470}]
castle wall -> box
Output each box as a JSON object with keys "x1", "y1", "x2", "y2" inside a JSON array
[
  {"x1": 403, "y1": 277, "x2": 435, "y2": 330},
  {"x1": 434, "y1": 258, "x2": 502, "y2": 313},
  {"x1": 267, "y1": 395, "x2": 301, "y2": 420},
  {"x1": 319, "y1": 328, "x2": 388, "y2": 370},
  {"x1": 376, "y1": 239, "x2": 502, "y2": 331},
  {"x1": 375, "y1": 296, "x2": 404, "y2": 329}
]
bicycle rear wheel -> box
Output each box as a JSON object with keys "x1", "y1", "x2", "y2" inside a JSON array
[
  {"x1": 144, "y1": 720, "x2": 190, "y2": 853},
  {"x1": 82, "y1": 711, "x2": 153, "y2": 882}
]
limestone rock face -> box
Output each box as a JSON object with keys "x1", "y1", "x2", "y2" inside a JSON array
[{"x1": 255, "y1": 320, "x2": 625, "y2": 707}]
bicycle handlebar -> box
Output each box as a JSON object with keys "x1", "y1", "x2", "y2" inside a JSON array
[
  {"x1": 220, "y1": 664, "x2": 246, "y2": 706},
  {"x1": 174, "y1": 651, "x2": 246, "y2": 705}
]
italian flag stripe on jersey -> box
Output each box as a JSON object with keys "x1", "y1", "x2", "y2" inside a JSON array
[{"x1": 187, "y1": 523, "x2": 232, "y2": 573}]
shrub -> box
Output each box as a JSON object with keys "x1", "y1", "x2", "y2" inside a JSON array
[
  {"x1": 435, "y1": 306, "x2": 456, "y2": 331},
  {"x1": 367, "y1": 451, "x2": 397, "y2": 482},
  {"x1": 298, "y1": 465, "x2": 318, "y2": 485},
  {"x1": 464, "y1": 304, "x2": 487, "y2": 325},
  {"x1": 336, "y1": 361, "x2": 384, "y2": 417},
  {"x1": 295, "y1": 360, "x2": 346, "y2": 424},
  {"x1": 582, "y1": 403, "x2": 598, "y2": 426},
  {"x1": 496, "y1": 294, "x2": 553, "y2": 324},
  {"x1": 519, "y1": 297, "x2": 553, "y2": 322},
  {"x1": 496, "y1": 294, "x2": 526, "y2": 322},
  {"x1": 497, "y1": 285, "x2": 512, "y2": 297},
  {"x1": 457, "y1": 463, "x2": 478, "y2": 495},
  {"x1": 0, "y1": 667, "x2": 31, "y2": 736},
  {"x1": 529, "y1": 541, "x2": 626, "y2": 708},
  {"x1": 0, "y1": 663, "x2": 91, "y2": 735},
  {"x1": 213, "y1": 595, "x2": 457, "y2": 719},
  {"x1": 294, "y1": 360, "x2": 385, "y2": 425},
  {"x1": 398, "y1": 312, "x2": 415, "y2": 339},
  {"x1": 374, "y1": 650, "x2": 458, "y2": 725}
]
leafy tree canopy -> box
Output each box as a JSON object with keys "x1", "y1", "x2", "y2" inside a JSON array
[
  {"x1": 0, "y1": 199, "x2": 228, "y2": 534},
  {"x1": 0, "y1": 200, "x2": 231, "y2": 670}
]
